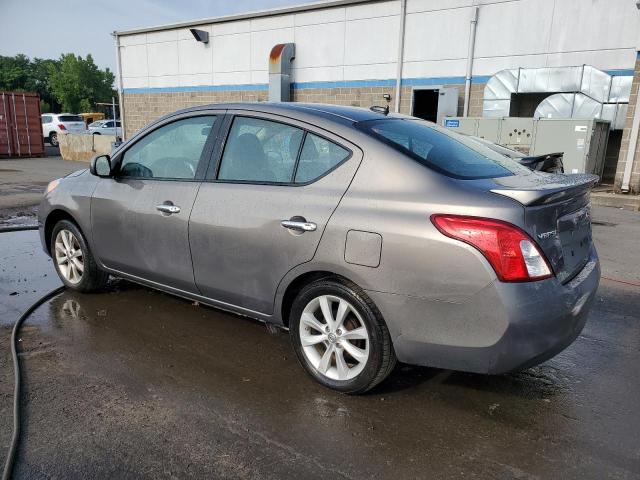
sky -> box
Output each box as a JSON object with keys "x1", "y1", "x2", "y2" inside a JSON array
[{"x1": 0, "y1": 0, "x2": 304, "y2": 72}]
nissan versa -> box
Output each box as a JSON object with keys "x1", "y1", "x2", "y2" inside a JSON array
[{"x1": 39, "y1": 103, "x2": 600, "y2": 394}]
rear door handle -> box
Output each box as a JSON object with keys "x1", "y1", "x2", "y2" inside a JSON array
[
  {"x1": 281, "y1": 219, "x2": 317, "y2": 232},
  {"x1": 156, "y1": 204, "x2": 181, "y2": 215}
]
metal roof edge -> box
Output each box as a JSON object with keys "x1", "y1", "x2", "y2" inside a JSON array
[{"x1": 112, "y1": 0, "x2": 380, "y2": 36}]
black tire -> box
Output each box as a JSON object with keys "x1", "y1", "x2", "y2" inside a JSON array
[
  {"x1": 290, "y1": 277, "x2": 396, "y2": 394},
  {"x1": 51, "y1": 219, "x2": 109, "y2": 292},
  {"x1": 49, "y1": 132, "x2": 58, "y2": 147}
]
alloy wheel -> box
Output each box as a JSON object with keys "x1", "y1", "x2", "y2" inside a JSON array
[
  {"x1": 299, "y1": 295, "x2": 370, "y2": 381},
  {"x1": 54, "y1": 229, "x2": 84, "y2": 284}
]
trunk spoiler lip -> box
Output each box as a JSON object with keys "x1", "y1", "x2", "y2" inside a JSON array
[{"x1": 490, "y1": 174, "x2": 598, "y2": 206}]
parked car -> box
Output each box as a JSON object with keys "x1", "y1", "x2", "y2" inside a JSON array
[
  {"x1": 469, "y1": 136, "x2": 565, "y2": 174},
  {"x1": 88, "y1": 119, "x2": 122, "y2": 137},
  {"x1": 41, "y1": 113, "x2": 86, "y2": 146},
  {"x1": 39, "y1": 104, "x2": 600, "y2": 394}
]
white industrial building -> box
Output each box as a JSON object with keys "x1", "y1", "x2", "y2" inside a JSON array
[{"x1": 114, "y1": 0, "x2": 640, "y2": 192}]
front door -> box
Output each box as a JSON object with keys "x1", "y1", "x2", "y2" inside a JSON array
[
  {"x1": 189, "y1": 113, "x2": 361, "y2": 314},
  {"x1": 91, "y1": 114, "x2": 219, "y2": 293}
]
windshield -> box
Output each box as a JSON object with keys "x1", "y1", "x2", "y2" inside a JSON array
[{"x1": 357, "y1": 118, "x2": 530, "y2": 179}]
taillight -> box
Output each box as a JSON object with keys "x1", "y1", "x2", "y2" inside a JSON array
[
  {"x1": 430, "y1": 215, "x2": 552, "y2": 282},
  {"x1": 58, "y1": 124, "x2": 66, "y2": 130}
]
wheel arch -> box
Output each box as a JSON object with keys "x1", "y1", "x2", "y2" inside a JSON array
[
  {"x1": 280, "y1": 270, "x2": 362, "y2": 328},
  {"x1": 44, "y1": 209, "x2": 83, "y2": 255}
]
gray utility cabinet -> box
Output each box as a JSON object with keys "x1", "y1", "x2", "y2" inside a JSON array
[{"x1": 442, "y1": 117, "x2": 610, "y2": 176}]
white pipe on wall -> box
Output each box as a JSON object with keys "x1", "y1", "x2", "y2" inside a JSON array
[
  {"x1": 463, "y1": 6, "x2": 479, "y2": 117},
  {"x1": 394, "y1": 0, "x2": 407, "y2": 113},
  {"x1": 112, "y1": 32, "x2": 126, "y2": 141}
]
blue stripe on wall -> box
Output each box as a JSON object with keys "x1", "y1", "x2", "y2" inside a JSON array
[
  {"x1": 122, "y1": 71, "x2": 633, "y2": 95},
  {"x1": 605, "y1": 69, "x2": 635, "y2": 76}
]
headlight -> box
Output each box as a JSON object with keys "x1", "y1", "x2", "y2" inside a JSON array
[{"x1": 45, "y1": 179, "x2": 60, "y2": 194}]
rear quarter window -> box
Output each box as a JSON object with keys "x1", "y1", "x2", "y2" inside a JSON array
[{"x1": 358, "y1": 119, "x2": 530, "y2": 180}]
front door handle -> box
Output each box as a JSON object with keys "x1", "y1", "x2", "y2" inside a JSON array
[
  {"x1": 156, "y1": 204, "x2": 181, "y2": 215},
  {"x1": 281, "y1": 219, "x2": 317, "y2": 232}
]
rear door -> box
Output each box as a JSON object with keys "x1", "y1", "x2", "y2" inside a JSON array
[
  {"x1": 189, "y1": 112, "x2": 362, "y2": 314},
  {"x1": 91, "y1": 113, "x2": 221, "y2": 293}
]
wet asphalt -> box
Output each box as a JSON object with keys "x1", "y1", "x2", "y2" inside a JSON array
[{"x1": 1, "y1": 207, "x2": 639, "y2": 479}]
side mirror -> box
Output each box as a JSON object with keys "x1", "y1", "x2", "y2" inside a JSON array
[{"x1": 90, "y1": 155, "x2": 113, "y2": 177}]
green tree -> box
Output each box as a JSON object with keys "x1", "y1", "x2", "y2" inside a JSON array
[
  {"x1": 0, "y1": 54, "x2": 60, "y2": 112},
  {"x1": 0, "y1": 54, "x2": 31, "y2": 90},
  {"x1": 47, "y1": 54, "x2": 116, "y2": 113}
]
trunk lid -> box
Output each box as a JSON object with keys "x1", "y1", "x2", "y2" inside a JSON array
[
  {"x1": 58, "y1": 115, "x2": 86, "y2": 133},
  {"x1": 490, "y1": 172, "x2": 597, "y2": 283}
]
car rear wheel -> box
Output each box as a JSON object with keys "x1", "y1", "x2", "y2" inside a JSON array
[
  {"x1": 49, "y1": 132, "x2": 58, "y2": 146},
  {"x1": 51, "y1": 220, "x2": 109, "y2": 292},
  {"x1": 290, "y1": 278, "x2": 396, "y2": 394}
]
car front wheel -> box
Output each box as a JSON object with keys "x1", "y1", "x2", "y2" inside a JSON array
[
  {"x1": 51, "y1": 220, "x2": 109, "y2": 292},
  {"x1": 290, "y1": 278, "x2": 396, "y2": 394}
]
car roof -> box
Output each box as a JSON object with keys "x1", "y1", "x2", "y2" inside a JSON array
[{"x1": 166, "y1": 102, "x2": 391, "y2": 125}]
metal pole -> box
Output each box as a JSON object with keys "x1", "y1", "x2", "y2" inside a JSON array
[
  {"x1": 113, "y1": 32, "x2": 126, "y2": 141},
  {"x1": 112, "y1": 96, "x2": 117, "y2": 139},
  {"x1": 394, "y1": 0, "x2": 407, "y2": 113},
  {"x1": 463, "y1": 6, "x2": 479, "y2": 117}
]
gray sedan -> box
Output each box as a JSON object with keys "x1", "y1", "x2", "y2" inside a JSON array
[{"x1": 39, "y1": 103, "x2": 600, "y2": 393}]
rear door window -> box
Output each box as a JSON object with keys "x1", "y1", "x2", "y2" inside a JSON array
[
  {"x1": 58, "y1": 115, "x2": 84, "y2": 122},
  {"x1": 294, "y1": 134, "x2": 350, "y2": 183},
  {"x1": 358, "y1": 119, "x2": 530, "y2": 179},
  {"x1": 218, "y1": 117, "x2": 304, "y2": 183}
]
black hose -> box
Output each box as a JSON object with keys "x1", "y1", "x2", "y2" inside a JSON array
[
  {"x1": 0, "y1": 225, "x2": 38, "y2": 234},
  {"x1": 2, "y1": 286, "x2": 65, "y2": 480},
  {"x1": 1, "y1": 226, "x2": 65, "y2": 480}
]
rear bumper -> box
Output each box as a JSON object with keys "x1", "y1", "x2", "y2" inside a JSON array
[{"x1": 367, "y1": 246, "x2": 600, "y2": 374}]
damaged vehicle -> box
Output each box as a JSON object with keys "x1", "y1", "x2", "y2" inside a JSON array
[{"x1": 39, "y1": 103, "x2": 600, "y2": 393}]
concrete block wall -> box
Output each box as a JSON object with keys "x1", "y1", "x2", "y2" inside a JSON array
[
  {"x1": 124, "y1": 89, "x2": 268, "y2": 137},
  {"x1": 615, "y1": 53, "x2": 640, "y2": 193},
  {"x1": 123, "y1": 83, "x2": 472, "y2": 137},
  {"x1": 58, "y1": 133, "x2": 117, "y2": 162}
]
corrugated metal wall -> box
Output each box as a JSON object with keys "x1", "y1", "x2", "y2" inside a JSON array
[{"x1": 0, "y1": 92, "x2": 45, "y2": 158}]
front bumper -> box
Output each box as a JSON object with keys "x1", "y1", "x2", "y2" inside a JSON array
[{"x1": 367, "y1": 246, "x2": 601, "y2": 374}]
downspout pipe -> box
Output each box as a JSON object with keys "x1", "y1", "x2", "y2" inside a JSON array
[
  {"x1": 621, "y1": 56, "x2": 640, "y2": 192},
  {"x1": 394, "y1": 0, "x2": 407, "y2": 113},
  {"x1": 112, "y1": 32, "x2": 126, "y2": 141},
  {"x1": 463, "y1": 6, "x2": 479, "y2": 117}
]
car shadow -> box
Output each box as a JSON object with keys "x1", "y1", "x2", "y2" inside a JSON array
[{"x1": 373, "y1": 363, "x2": 563, "y2": 400}]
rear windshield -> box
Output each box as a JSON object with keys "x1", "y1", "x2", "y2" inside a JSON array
[
  {"x1": 58, "y1": 115, "x2": 83, "y2": 122},
  {"x1": 357, "y1": 118, "x2": 530, "y2": 179}
]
